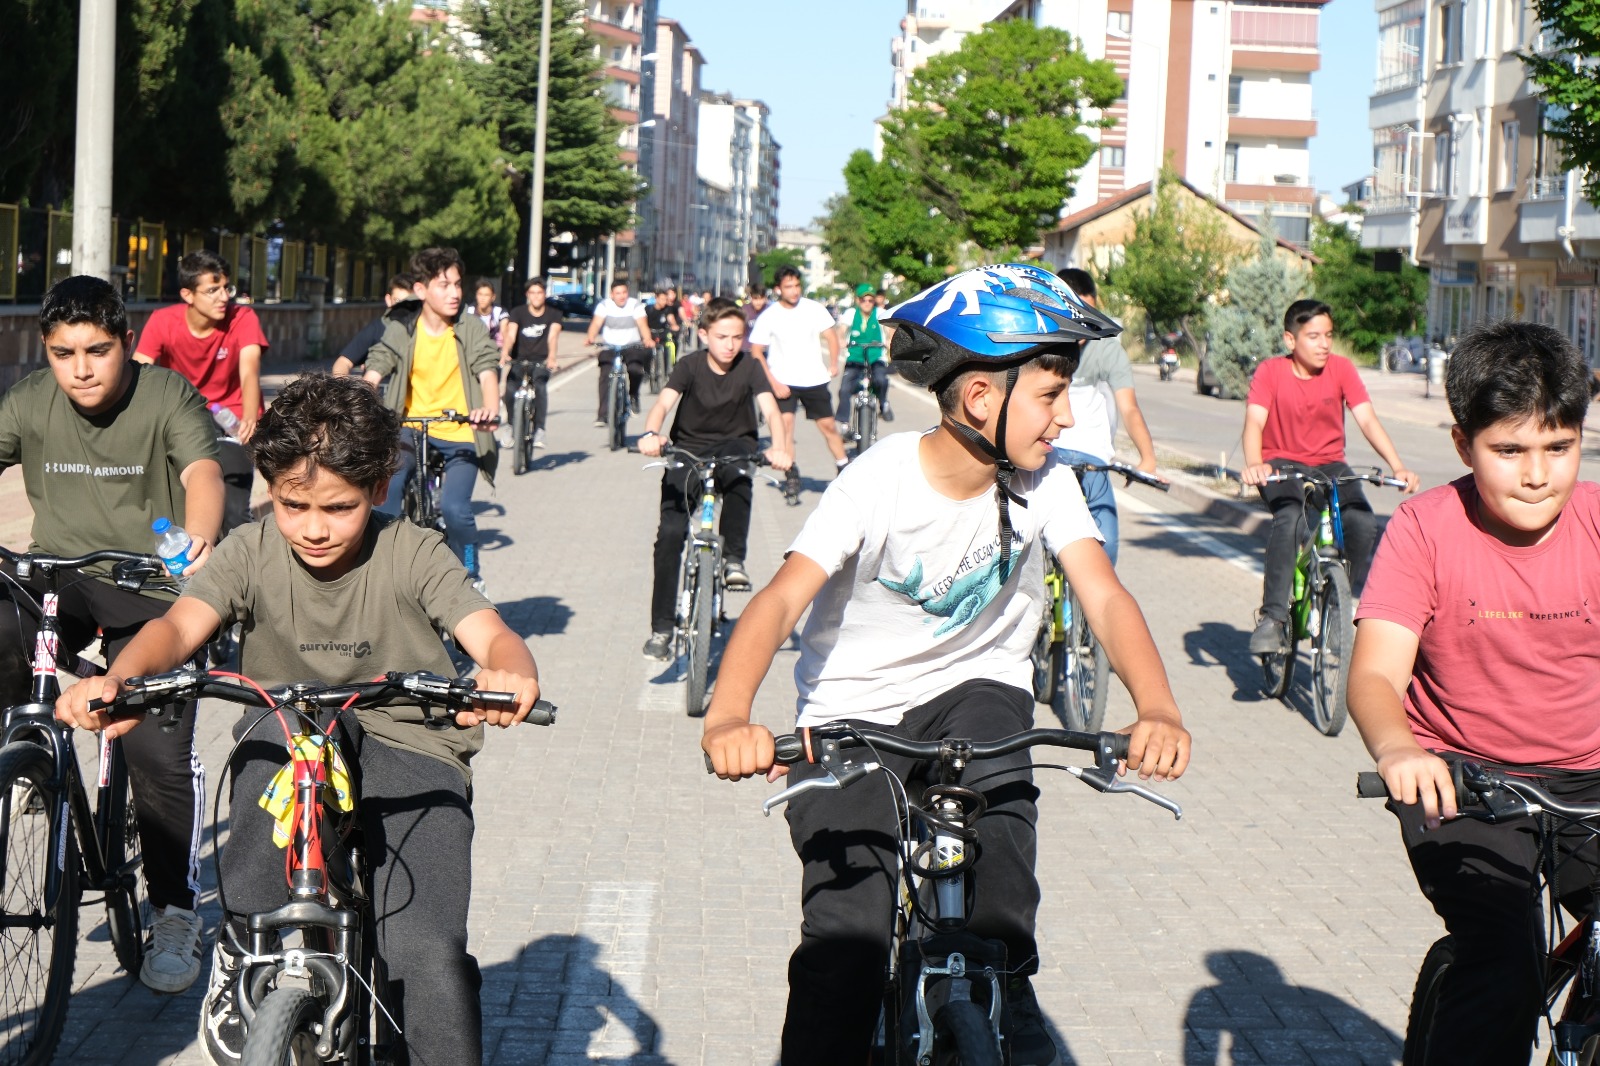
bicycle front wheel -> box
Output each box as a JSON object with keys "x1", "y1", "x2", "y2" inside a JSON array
[
  {"x1": 610, "y1": 374, "x2": 628, "y2": 452},
  {"x1": 241, "y1": 986, "x2": 325, "y2": 1066},
  {"x1": 685, "y1": 552, "x2": 716, "y2": 718},
  {"x1": 1056, "y1": 588, "x2": 1110, "y2": 732},
  {"x1": 1402, "y1": 936, "x2": 1454, "y2": 1066},
  {"x1": 0, "y1": 741, "x2": 78, "y2": 1066},
  {"x1": 1310, "y1": 565, "x2": 1354, "y2": 736},
  {"x1": 96, "y1": 738, "x2": 147, "y2": 976},
  {"x1": 932, "y1": 999, "x2": 1002, "y2": 1066},
  {"x1": 512, "y1": 394, "x2": 531, "y2": 476}
]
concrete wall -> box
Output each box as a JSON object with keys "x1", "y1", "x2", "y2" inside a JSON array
[{"x1": 0, "y1": 302, "x2": 382, "y2": 393}]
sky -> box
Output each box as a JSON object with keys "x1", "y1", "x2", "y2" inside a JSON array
[{"x1": 661, "y1": 1, "x2": 1378, "y2": 228}]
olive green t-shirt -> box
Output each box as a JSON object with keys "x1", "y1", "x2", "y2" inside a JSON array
[
  {"x1": 0, "y1": 363, "x2": 218, "y2": 596},
  {"x1": 184, "y1": 513, "x2": 496, "y2": 780}
]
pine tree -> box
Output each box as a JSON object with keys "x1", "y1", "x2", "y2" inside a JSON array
[{"x1": 1207, "y1": 212, "x2": 1310, "y2": 398}]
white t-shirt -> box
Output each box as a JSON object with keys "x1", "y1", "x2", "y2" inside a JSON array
[
  {"x1": 1054, "y1": 335, "x2": 1130, "y2": 461},
  {"x1": 749, "y1": 298, "x2": 836, "y2": 388},
  {"x1": 787, "y1": 432, "x2": 1101, "y2": 726},
  {"x1": 595, "y1": 297, "x2": 646, "y2": 347}
]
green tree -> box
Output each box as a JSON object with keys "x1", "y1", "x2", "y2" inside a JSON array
[
  {"x1": 1524, "y1": 2, "x2": 1600, "y2": 205},
  {"x1": 841, "y1": 148, "x2": 959, "y2": 290},
  {"x1": 0, "y1": 0, "x2": 78, "y2": 204},
  {"x1": 1099, "y1": 173, "x2": 1238, "y2": 362},
  {"x1": 1311, "y1": 219, "x2": 1429, "y2": 357},
  {"x1": 462, "y1": 0, "x2": 633, "y2": 266},
  {"x1": 754, "y1": 247, "x2": 807, "y2": 288},
  {"x1": 817, "y1": 193, "x2": 884, "y2": 290},
  {"x1": 881, "y1": 19, "x2": 1121, "y2": 256},
  {"x1": 1207, "y1": 213, "x2": 1310, "y2": 398}
]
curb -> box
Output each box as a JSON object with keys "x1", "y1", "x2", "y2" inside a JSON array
[{"x1": 1157, "y1": 469, "x2": 1270, "y2": 539}]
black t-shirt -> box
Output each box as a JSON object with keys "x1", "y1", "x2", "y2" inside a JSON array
[
  {"x1": 646, "y1": 305, "x2": 676, "y2": 335},
  {"x1": 339, "y1": 316, "x2": 388, "y2": 366},
  {"x1": 506, "y1": 305, "x2": 564, "y2": 363},
  {"x1": 665, "y1": 351, "x2": 771, "y2": 455}
]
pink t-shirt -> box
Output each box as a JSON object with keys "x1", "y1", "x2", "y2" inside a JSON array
[
  {"x1": 1355, "y1": 477, "x2": 1600, "y2": 770},
  {"x1": 135, "y1": 303, "x2": 268, "y2": 419},
  {"x1": 1245, "y1": 354, "x2": 1370, "y2": 465}
]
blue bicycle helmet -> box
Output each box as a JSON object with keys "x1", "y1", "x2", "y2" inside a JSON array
[{"x1": 883, "y1": 264, "x2": 1122, "y2": 573}]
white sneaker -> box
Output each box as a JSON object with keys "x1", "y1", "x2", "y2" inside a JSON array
[
  {"x1": 534, "y1": 430, "x2": 547, "y2": 449},
  {"x1": 198, "y1": 939, "x2": 245, "y2": 1062},
  {"x1": 141, "y1": 905, "x2": 204, "y2": 993}
]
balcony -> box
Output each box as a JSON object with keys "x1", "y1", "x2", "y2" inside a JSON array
[
  {"x1": 1228, "y1": 116, "x2": 1316, "y2": 140},
  {"x1": 1528, "y1": 174, "x2": 1568, "y2": 201},
  {"x1": 1374, "y1": 67, "x2": 1422, "y2": 94}
]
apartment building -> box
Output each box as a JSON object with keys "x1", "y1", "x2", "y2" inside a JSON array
[
  {"x1": 693, "y1": 94, "x2": 781, "y2": 295},
  {"x1": 1363, "y1": 0, "x2": 1596, "y2": 362},
  {"x1": 889, "y1": 2, "x2": 1013, "y2": 111},
  {"x1": 997, "y1": 0, "x2": 1325, "y2": 247},
  {"x1": 640, "y1": 18, "x2": 705, "y2": 288}
]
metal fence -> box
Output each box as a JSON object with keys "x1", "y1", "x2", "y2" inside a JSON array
[{"x1": 0, "y1": 204, "x2": 400, "y2": 304}]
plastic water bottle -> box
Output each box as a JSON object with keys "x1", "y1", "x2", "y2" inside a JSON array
[
  {"x1": 209, "y1": 403, "x2": 242, "y2": 438},
  {"x1": 152, "y1": 518, "x2": 193, "y2": 578},
  {"x1": 699, "y1": 494, "x2": 716, "y2": 528},
  {"x1": 1317, "y1": 508, "x2": 1334, "y2": 548}
]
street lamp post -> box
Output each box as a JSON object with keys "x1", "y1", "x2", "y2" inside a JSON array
[
  {"x1": 526, "y1": 0, "x2": 554, "y2": 278},
  {"x1": 72, "y1": 0, "x2": 117, "y2": 282}
]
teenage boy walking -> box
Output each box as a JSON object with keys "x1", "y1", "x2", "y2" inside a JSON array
[{"x1": 749, "y1": 266, "x2": 848, "y2": 492}]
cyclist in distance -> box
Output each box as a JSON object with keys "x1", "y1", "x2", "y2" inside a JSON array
[
  {"x1": 1052, "y1": 268, "x2": 1164, "y2": 564},
  {"x1": 637, "y1": 298, "x2": 790, "y2": 660},
  {"x1": 748, "y1": 265, "x2": 850, "y2": 493},
  {"x1": 501, "y1": 276, "x2": 564, "y2": 450},
  {"x1": 330, "y1": 272, "x2": 416, "y2": 379},
  {"x1": 470, "y1": 277, "x2": 512, "y2": 351},
  {"x1": 1240, "y1": 299, "x2": 1419, "y2": 655},
  {"x1": 135, "y1": 249, "x2": 265, "y2": 537},
  {"x1": 834, "y1": 282, "x2": 895, "y2": 429},
  {"x1": 646, "y1": 286, "x2": 681, "y2": 354},
  {"x1": 585, "y1": 279, "x2": 655, "y2": 422},
  {"x1": 701, "y1": 264, "x2": 1191, "y2": 1066},
  {"x1": 1346, "y1": 322, "x2": 1600, "y2": 1064},
  {"x1": 740, "y1": 285, "x2": 770, "y2": 353},
  {"x1": 56, "y1": 374, "x2": 543, "y2": 1066},
  {"x1": 363, "y1": 247, "x2": 501, "y2": 590},
  {"x1": 6, "y1": 276, "x2": 224, "y2": 994}
]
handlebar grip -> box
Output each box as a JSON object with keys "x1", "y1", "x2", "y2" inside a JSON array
[
  {"x1": 1104, "y1": 732, "x2": 1130, "y2": 762},
  {"x1": 87, "y1": 697, "x2": 112, "y2": 713},
  {"x1": 525, "y1": 699, "x2": 557, "y2": 726},
  {"x1": 774, "y1": 733, "x2": 806, "y2": 765},
  {"x1": 1356, "y1": 772, "x2": 1390, "y2": 799}
]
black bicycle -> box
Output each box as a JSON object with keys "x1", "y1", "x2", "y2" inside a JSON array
[
  {"x1": 599, "y1": 344, "x2": 641, "y2": 452},
  {"x1": 639, "y1": 446, "x2": 778, "y2": 717},
  {"x1": 504, "y1": 361, "x2": 543, "y2": 476},
  {"x1": 751, "y1": 722, "x2": 1180, "y2": 1064},
  {"x1": 96, "y1": 668, "x2": 556, "y2": 1066},
  {"x1": 398, "y1": 411, "x2": 486, "y2": 533},
  {"x1": 1256, "y1": 467, "x2": 1406, "y2": 735},
  {"x1": 0, "y1": 546, "x2": 176, "y2": 1064},
  {"x1": 843, "y1": 346, "x2": 887, "y2": 461},
  {"x1": 1358, "y1": 762, "x2": 1600, "y2": 1066}
]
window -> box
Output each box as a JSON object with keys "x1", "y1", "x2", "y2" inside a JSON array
[
  {"x1": 1224, "y1": 142, "x2": 1239, "y2": 182},
  {"x1": 610, "y1": 46, "x2": 624, "y2": 63},
  {"x1": 1101, "y1": 145, "x2": 1126, "y2": 169},
  {"x1": 1439, "y1": 2, "x2": 1463, "y2": 65},
  {"x1": 1107, "y1": 10, "x2": 1131, "y2": 34},
  {"x1": 1500, "y1": 120, "x2": 1518, "y2": 192},
  {"x1": 1227, "y1": 75, "x2": 1242, "y2": 115},
  {"x1": 1434, "y1": 129, "x2": 1454, "y2": 197},
  {"x1": 1375, "y1": 1, "x2": 1424, "y2": 92}
]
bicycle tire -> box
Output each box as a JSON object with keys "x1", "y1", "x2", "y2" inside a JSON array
[
  {"x1": 0, "y1": 741, "x2": 79, "y2": 1066},
  {"x1": 610, "y1": 373, "x2": 628, "y2": 452},
  {"x1": 685, "y1": 552, "x2": 716, "y2": 718},
  {"x1": 97, "y1": 740, "x2": 147, "y2": 976},
  {"x1": 1056, "y1": 587, "x2": 1110, "y2": 732},
  {"x1": 240, "y1": 986, "x2": 325, "y2": 1066},
  {"x1": 511, "y1": 394, "x2": 531, "y2": 476},
  {"x1": 863, "y1": 401, "x2": 878, "y2": 452},
  {"x1": 400, "y1": 470, "x2": 425, "y2": 527},
  {"x1": 1310, "y1": 565, "x2": 1354, "y2": 736},
  {"x1": 1402, "y1": 935, "x2": 1454, "y2": 1066},
  {"x1": 932, "y1": 999, "x2": 1002, "y2": 1066},
  {"x1": 1029, "y1": 612, "x2": 1055, "y2": 704}
]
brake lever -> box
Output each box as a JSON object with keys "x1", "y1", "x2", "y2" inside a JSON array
[
  {"x1": 1066, "y1": 765, "x2": 1184, "y2": 820},
  {"x1": 761, "y1": 761, "x2": 880, "y2": 816}
]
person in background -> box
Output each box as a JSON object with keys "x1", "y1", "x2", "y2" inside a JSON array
[
  {"x1": 470, "y1": 278, "x2": 511, "y2": 351},
  {"x1": 332, "y1": 273, "x2": 417, "y2": 379},
  {"x1": 501, "y1": 276, "x2": 565, "y2": 450}
]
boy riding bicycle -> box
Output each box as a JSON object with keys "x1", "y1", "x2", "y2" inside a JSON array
[
  {"x1": 834, "y1": 282, "x2": 895, "y2": 428},
  {"x1": 1241, "y1": 299, "x2": 1419, "y2": 654},
  {"x1": 1348, "y1": 321, "x2": 1600, "y2": 1064},
  {"x1": 1, "y1": 275, "x2": 224, "y2": 994},
  {"x1": 56, "y1": 374, "x2": 543, "y2": 1066},
  {"x1": 638, "y1": 298, "x2": 789, "y2": 659},
  {"x1": 701, "y1": 265, "x2": 1191, "y2": 1066}
]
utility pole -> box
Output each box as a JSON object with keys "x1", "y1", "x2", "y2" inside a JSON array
[
  {"x1": 635, "y1": 0, "x2": 660, "y2": 289},
  {"x1": 72, "y1": 0, "x2": 117, "y2": 282},
  {"x1": 526, "y1": 0, "x2": 555, "y2": 278}
]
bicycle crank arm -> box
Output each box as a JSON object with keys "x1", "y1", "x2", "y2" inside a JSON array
[{"x1": 1066, "y1": 766, "x2": 1183, "y2": 820}]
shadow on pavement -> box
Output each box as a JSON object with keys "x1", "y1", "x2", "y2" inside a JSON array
[
  {"x1": 483, "y1": 933, "x2": 671, "y2": 1065},
  {"x1": 495, "y1": 596, "x2": 574, "y2": 638},
  {"x1": 1182, "y1": 950, "x2": 1401, "y2": 1064},
  {"x1": 1182, "y1": 622, "x2": 1268, "y2": 703},
  {"x1": 521, "y1": 449, "x2": 591, "y2": 473}
]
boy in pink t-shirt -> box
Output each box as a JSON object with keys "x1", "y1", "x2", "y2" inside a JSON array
[
  {"x1": 1240, "y1": 300, "x2": 1418, "y2": 653},
  {"x1": 1348, "y1": 320, "x2": 1600, "y2": 1062}
]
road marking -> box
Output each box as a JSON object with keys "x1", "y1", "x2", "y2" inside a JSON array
[
  {"x1": 577, "y1": 880, "x2": 660, "y2": 1057},
  {"x1": 548, "y1": 357, "x2": 597, "y2": 393},
  {"x1": 1115, "y1": 489, "x2": 1264, "y2": 577}
]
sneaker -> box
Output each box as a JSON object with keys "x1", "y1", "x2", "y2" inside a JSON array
[
  {"x1": 835, "y1": 458, "x2": 850, "y2": 475},
  {"x1": 1249, "y1": 615, "x2": 1289, "y2": 655},
  {"x1": 594, "y1": 418, "x2": 606, "y2": 427},
  {"x1": 642, "y1": 632, "x2": 673, "y2": 661},
  {"x1": 1004, "y1": 978, "x2": 1061, "y2": 1066},
  {"x1": 198, "y1": 940, "x2": 245, "y2": 1063},
  {"x1": 141, "y1": 905, "x2": 204, "y2": 993},
  {"x1": 631, "y1": 396, "x2": 641, "y2": 415},
  {"x1": 723, "y1": 559, "x2": 751, "y2": 591},
  {"x1": 880, "y1": 400, "x2": 895, "y2": 422},
  {"x1": 533, "y1": 430, "x2": 547, "y2": 449},
  {"x1": 471, "y1": 575, "x2": 489, "y2": 598}
]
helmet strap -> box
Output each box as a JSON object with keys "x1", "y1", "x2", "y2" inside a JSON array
[{"x1": 941, "y1": 364, "x2": 1028, "y2": 573}]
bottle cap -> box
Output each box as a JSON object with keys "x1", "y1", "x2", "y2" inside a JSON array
[
  {"x1": 208, "y1": 403, "x2": 221, "y2": 412},
  {"x1": 152, "y1": 518, "x2": 172, "y2": 534}
]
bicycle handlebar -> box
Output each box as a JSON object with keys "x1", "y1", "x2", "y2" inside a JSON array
[
  {"x1": 1066, "y1": 460, "x2": 1170, "y2": 492},
  {"x1": 1356, "y1": 762, "x2": 1600, "y2": 823},
  {"x1": 1261, "y1": 467, "x2": 1408, "y2": 491},
  {"x1": 630, "y1": 444, "x2": 770, "y2": 468},
  {"x1": 0, "y1": 544, "x2": 167, "y2": 577}
]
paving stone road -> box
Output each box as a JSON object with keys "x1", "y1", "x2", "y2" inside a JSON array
[{"x1": 48, "y1": 357, "x2": 1456, "y2": 1064}]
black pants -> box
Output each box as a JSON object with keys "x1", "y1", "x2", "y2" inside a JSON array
[
  {"x1": 780, "y1": 680, "x2": 1041, "y2": 1064},
  {"x1": 835, "y1": 362, "x2": 889, "y2": 420},
  {"x1": 222, "y1": 712, "x2": 481, "y2": 1066},
  {"x1": 0, "y1": 571, "x2": 203, "y2": 911},
  {"x1": 649, "y1": 443, "x2": 753, "y2": 633},
  {"x1": 1260, "y1": 459, "x2": 1375, "y2": 621},
  {"x1": 596, "y1": 348, "x2": 649, "y2": 419},
  {"x1": 218, "y1": 438, "x2": 255, "y2": 537},
  {"x1": 1393, "y1": 765, "x2": 1600, "y2": 1064}
]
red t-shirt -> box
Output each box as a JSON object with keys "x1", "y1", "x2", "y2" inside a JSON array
[
  {"x1": 135, "y1": 303, "x2": 268, "y2": 419},
  {"x1": 1245, "y1": 354, "x2": 1370, "y2": 465},
  {"x1": 1354, "y1": 477, "x2": 1600, "y2": 771}
]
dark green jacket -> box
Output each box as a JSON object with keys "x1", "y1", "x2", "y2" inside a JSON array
[{"x1": 366, "y1": 298, "x2": 500, "y2": 485}]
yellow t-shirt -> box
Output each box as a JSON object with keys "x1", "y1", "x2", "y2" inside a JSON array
[{"x1": 406, "y1": 324, "x2": 474, "y2": 443}]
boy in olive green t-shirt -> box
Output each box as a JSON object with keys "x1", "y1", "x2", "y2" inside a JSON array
[{"x1": 57, "y1": 374, "x2": 542, "y2": 1066}]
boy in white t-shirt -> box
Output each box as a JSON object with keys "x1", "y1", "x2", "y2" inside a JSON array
[
  {"x1": 749, "y1": 266, "x2": 849, "y2": 494},
  {"x1": 702, "y1": 265, "x2": 1190, "y2": 1066},
  {"x1": 584, "y1": 280, "x2": 656, "y2": 421}
]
